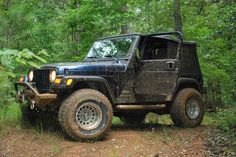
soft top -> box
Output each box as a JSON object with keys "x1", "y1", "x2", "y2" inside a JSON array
[{"x1": 97, "y1": 31, "x2": 196, "y2": 46}]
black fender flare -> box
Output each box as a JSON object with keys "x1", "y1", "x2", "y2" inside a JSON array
[
  {"x1": 174, "y1": 78, "x2": 202, "y2": 96},
  {"x1": 53, "y1": 75, "x2": 116, "y2": 103}
]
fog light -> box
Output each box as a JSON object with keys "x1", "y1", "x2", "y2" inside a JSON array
[
  {"x1": 66, "y1": 79, "x2": 73, "y2": 86},
  {"x1": 54, "y1": 78, "x2": 61, "y2": 84}
]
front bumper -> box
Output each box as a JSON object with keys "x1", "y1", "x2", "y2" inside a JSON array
[{"x1": 15, "y1": 81, "x2": 57, "y2": 109}]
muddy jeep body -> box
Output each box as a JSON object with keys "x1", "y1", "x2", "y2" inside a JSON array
[{"x1": 16, "y1": 32, "x2": 205, "y2": 141}]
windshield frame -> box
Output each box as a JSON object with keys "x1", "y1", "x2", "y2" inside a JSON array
[{"x1": 85, "y1": 34, "x2": 140, "y2": 61}]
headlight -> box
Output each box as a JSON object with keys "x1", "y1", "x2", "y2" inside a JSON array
[
  {"x1": 49, "y1": 70, "x2": 56, "y2": 83},
  {"x1": 28, "y1": 70, "x2": 34, "y2": 82}
]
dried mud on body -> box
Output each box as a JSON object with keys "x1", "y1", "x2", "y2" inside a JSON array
[{"x1": 0, "y1": 123, "x2": 212, "y2": 157}]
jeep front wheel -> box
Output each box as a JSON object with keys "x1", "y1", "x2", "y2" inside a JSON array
[
  {"x1": 170, "y1": 88, "x2": 204, "y2": 128},
  {"x1": 58, "y1": 89, "x2": 113, "y2": 141}
]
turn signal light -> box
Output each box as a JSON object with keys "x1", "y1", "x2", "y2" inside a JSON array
[
  {"x1": 54, "y1": 78, "x2": 61, "y2": 84},
  {"x1": 66, "y1": 79, "x2": 73, "y2": 86},
  {"x1": 19, "y1": 76, "x2": 24, "y2": 82}
]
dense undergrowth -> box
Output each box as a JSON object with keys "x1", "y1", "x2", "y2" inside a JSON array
[
  {"x1": 0, "y1": 102, "x2": 21, "y2": 136},
  {"x1": 204, "y1": 106, "x2": 236, "y2": 133}
]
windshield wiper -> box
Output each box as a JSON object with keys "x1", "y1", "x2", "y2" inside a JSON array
[{"x1": 104, "y1": 54, "x2": 120, "y2": 63}]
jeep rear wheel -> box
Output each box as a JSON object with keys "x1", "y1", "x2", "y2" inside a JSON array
[
  {"x1": 58, "y1": 89, "x2": 113, "y2": 141},
  {"x1": 170, "y1": 88, "x2": 204, "y2": 127}
]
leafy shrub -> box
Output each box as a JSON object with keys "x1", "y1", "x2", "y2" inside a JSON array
[
  {"x1": 0, "y1": 49, "x2": 48, "y2": 134},
  {"x1": 0, "y1": 48, "x2": 49, "y2": 104},
  {"x1": 0, "y1": 102, "x2": 21, "y2": 136},
  {"x1": 215, "y1": 107, "x2": 236, "y2": 132},
  {"x1": 204, "y1": 106, "x2": 236, "y2": 134}
]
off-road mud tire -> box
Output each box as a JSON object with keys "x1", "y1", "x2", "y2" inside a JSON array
[
  {"x1": 170, "y1": 88, "x2": 204, "y2": 127},
  {"x1": 58, "y1": 89, "x2": 113, "y2": 141}
]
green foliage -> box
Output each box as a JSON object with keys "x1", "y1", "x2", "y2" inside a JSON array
[
  {"x1": 112, "y1": 116, "x2": 123, "y2": 126},
  {"x1": 0, "y1": 102, "x2": 21, "y2": 123},
  {"x1": 204, "y1": 106, "x2": 236, "y2": 134},
  {"x1": 181, "y1": 1, "x2": 236, "y2": 105},
  {"x1": 0, "y1": 0, "x2": 235, "y2": 134},
  {"x1": 0, "y1": 48, "x2": 48, "y2": 134},
  {"x1": 0, "y1": 102, "x2": 21, "y2": 136},
  {"x1": 0, "y1": 48, "x2": 48, "y2": 106},
  {"x1": 0, "y1": 49, "x2": 48, "y2": 70},
  {"x1": 215, "y1": 108, "x2": 236, "y2": 132}
]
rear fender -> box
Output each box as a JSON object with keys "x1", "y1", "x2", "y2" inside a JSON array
[{"x1": 174, "y1": 78, "x2": 202, "y2": 96}]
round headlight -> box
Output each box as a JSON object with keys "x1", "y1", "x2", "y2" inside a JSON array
[
  {"x1": 49, "y1": 70, "x2": 56, "y2": 83},
  {"x1": 28, "y1": 70, "x2": 34, "y2": 82}
]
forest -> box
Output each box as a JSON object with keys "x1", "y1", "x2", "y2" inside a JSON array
[{"x1": 0, "y1": 0, "x2": 235, "y2": 156}]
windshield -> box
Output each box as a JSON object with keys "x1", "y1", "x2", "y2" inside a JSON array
[{"x1": 86, "y1": 36, "x2": 137, "y2": 59}]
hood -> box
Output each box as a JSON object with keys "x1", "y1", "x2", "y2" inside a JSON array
[{"x1": 42, "y1": 61, "x2": 127, "y2": 75}]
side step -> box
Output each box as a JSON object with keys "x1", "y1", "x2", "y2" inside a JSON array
[{"x1": 115, "y1": 104, "x2": 166, "y2": 110}]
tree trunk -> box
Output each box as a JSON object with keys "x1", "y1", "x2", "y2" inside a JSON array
[
  {"x1": 121, "y1": 25, "x2": 128, "y2": 34},
  {"x1": 173, "y1": 0, "x2": 183, "y2": 33},
  {"x1": 71, "y1": 0, "x2": 80, "y2": 54},
  {"x1": 120, "y1": 4, "x2": 128, "y2": 34}
]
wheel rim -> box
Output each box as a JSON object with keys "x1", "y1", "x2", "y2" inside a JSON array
[
  {"x1": 75, "y1": 102, "x2": 102, "y2": 130},
  {"x1": 186, "y1": 98, "x2": 200, "y2": 120}
]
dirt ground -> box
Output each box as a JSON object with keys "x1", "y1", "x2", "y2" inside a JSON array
[{"x1": 0, "y1": 122, "x2": 211, "y2": 157}]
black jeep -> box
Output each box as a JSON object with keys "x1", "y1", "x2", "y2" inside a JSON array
[{"x1": 15, "y1": 32, "x2": 205, "y2": 141}]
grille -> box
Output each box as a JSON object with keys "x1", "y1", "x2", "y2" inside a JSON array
[{"x1": 33, "y1": 69, "x2": 51, "y2": 93}]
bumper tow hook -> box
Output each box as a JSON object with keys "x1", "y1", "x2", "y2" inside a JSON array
[{"x1": 30, "y1": 100, "x2": 36, "y2": 110}]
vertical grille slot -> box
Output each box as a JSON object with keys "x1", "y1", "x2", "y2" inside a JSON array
[{"x1": 33, "y1": 69, "x2": 51, "y2": 93}]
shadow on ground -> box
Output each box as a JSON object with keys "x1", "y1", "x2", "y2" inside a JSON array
[{"x1": 22, "y1": 114, "x2": 184, "y2": 142}]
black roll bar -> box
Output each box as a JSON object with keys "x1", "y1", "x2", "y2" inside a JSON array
[{"x1": 147, "y1": 31, "x2": 183, "y2": 41}]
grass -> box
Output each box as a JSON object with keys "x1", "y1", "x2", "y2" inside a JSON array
[
  {"x1": 145, "y1": 113, "x2": 173, "y2": 125},
  {"x1": 0, "y1": 101, "x2": 22, "y2": 137},
  {"x1": 204, "y1": 105, "x2": 236, "y2": 154},
  {"x1": 108, "y1": 147, "x2": 119, "y2": 157},
  {"x1": 0, "y1": 101, "x2": 60, "y2": 137},
  {"x1": 112, "y1": 116, "x2": 123, "y2": 125},
  {"x1": 204, "y1": 105, "x2": 236, "y2": 153},
  {"x1": 203, "y1": 105, "x2": 236, "y2": 132}
]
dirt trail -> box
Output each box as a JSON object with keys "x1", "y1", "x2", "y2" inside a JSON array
[{"x1": 0, "y1": 124, "x2": 210, "y2": 157}]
